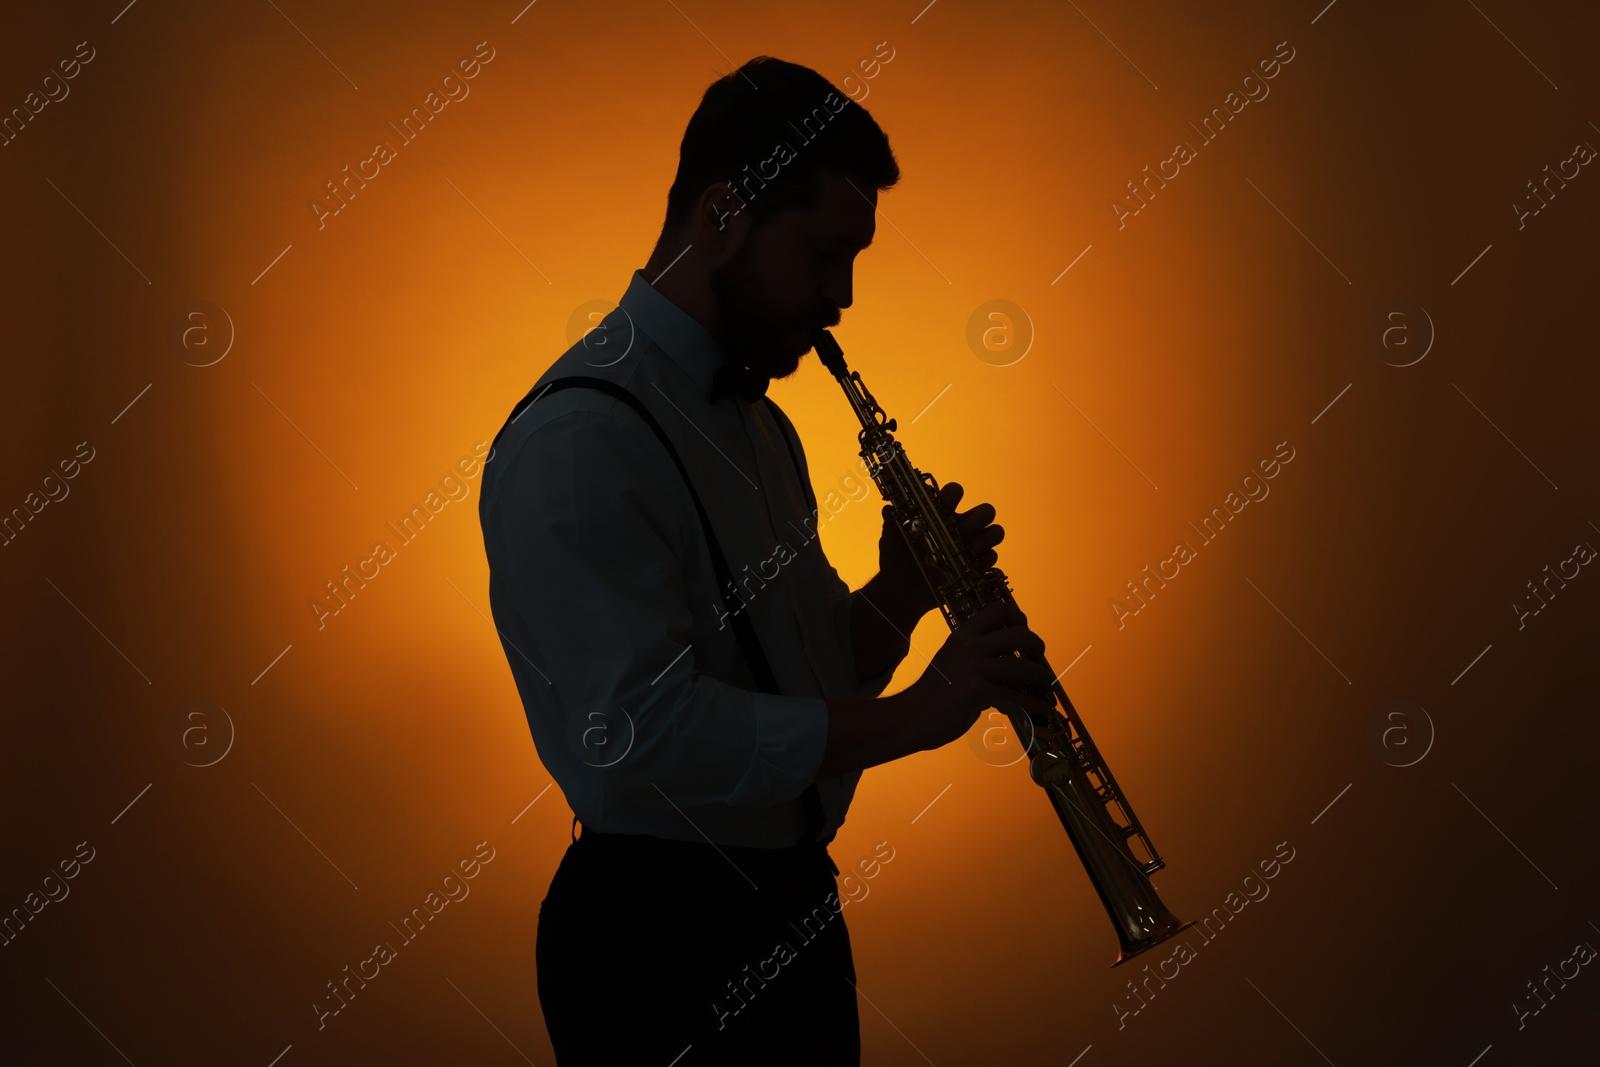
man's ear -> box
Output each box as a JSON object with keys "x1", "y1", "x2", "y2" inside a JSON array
[{"x1": 695, "y1": 180, "x2": 751, "y2": 266}]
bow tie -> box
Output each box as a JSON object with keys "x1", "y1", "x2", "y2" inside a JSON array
[{"x1": 709, "y1": 362, "x2": 771, "y2": 404}]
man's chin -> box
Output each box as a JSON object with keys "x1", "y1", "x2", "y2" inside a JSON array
[
  {"x1": 756, "y1": 332, "x2": 810, "y2": 375},
  {"x1": 795, "y1": 323, "x2": 827, "y2": 359},
  {"x1": 737, "y1": 325, "x2": 824, "y2": 382},
  {"x1": 782, "y1": 332, "x2": 815, "y2": 373}
]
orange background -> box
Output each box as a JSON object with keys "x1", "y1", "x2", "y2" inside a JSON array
[{"x1": 4, "y1": 0, "x2": 1597, "y2": 1063}]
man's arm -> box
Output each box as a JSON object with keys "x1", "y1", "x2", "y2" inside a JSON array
[
  {"x1": 483, "y1": 408, "x2": 830, "y2": 811},
  {"x1": 849, "y1": 571, "x2": 926, "y2": 684},
  {"x1": 816, "y1": 686, "x2": 920, "y2": 779},
  {"x1": 802, "y1": 571, "x2": 928, "y2": 780}
]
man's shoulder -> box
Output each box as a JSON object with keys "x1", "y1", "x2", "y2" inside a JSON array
[
  {"x1": 479, "y1": 364, "x2": 683, "y2": 531},
  {"x1": 487, "y1": 339, "x2": 657, "y2": 465}
]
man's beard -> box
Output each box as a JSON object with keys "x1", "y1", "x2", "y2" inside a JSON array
[{"x1": 708, "y1": 253, "x2": 810, "y2": 381}]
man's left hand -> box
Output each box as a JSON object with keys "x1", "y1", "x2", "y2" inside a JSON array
[{"x1": 877, "y1": 481, "x2": 1005, "y2": 617}]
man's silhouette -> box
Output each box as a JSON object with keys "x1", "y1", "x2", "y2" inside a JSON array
[{"x1": 478, "y1": 56, "x2": 1054, "y2": 1066}]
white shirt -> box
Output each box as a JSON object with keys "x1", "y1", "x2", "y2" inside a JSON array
[{"x1": 478, "y1": 269, "x2": 906, "y2": 848}]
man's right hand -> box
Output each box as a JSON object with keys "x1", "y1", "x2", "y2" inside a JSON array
[
  {"x1": 900, "y1": 599, "x2": 1058, "y2": 753},
  {"x1": 817, "y1": 599, "x2": 1058, "y2": 778}
]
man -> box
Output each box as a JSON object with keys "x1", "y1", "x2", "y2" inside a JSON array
[{"x1": 478, "y1": 56, "x2": 1055, "y2": 1065}]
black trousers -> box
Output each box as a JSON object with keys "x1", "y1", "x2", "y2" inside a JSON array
[{"x1": 536, "y1": 828, "x2": 861, "y2": 1066}]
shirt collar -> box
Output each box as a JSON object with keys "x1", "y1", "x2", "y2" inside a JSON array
[{"x1": 616, "y1": 269, "x2": 727, "y2": 402}]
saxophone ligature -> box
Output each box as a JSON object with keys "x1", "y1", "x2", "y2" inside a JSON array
[{"x1": 812, "y1": 328, "x2": 1192, "y2": 966}]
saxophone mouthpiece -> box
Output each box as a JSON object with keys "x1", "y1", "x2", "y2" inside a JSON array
[{"x1": 811, "y1": 328, "x2": 848, "y2": 378}]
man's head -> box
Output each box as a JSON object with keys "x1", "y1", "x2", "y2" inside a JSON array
[{"x1": 650, "y1": 57, "x2": 899, "y2": 383}]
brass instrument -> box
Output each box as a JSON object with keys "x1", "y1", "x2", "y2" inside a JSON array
[{"x1": 812, "y1": 329, "x2": 1192, "y2": 966}]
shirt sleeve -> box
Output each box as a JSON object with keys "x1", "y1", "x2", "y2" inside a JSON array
[{"x1": 483, "y1": 407, "x2": 829, "y2": 812}]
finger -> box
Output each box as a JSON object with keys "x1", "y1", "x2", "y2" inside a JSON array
[
  {"x1": 967, "y1": 622, "x2": 1045, "y2": 657},
  {"x1": 956, "y1": 502, "x2": 996, "y2": 529},
  {"x1": 1011, "y1": 654, "x2": 1057, "y2": 686},
  {"x1": 964, "y1": 544, "x2": 999, "y2": 569},
  {"x1": 963, "y1": 523, "x2": 1003, "y2": 550},
  {"x1": 961, "y1": 598, "x2": 1025, "y2": 634},
  {"x1": 977, "y1": 655, "x2": 1057, "y2": 688},
  {"x1": 970, "y1": 617, "x2": 1041, "y2": 650},
  {"x1": 955, "y1": 521, "x2": 1003, "y2": 568},
  {"x1": 984, "y1": 685, "x2": 1058, "y2": 721},
  {"x1": 937, "y1": 482, "x2": 964, "y2": 511},
  {"x1": 1020, "y1": 626, "x2": 1047, "y2": 657}
]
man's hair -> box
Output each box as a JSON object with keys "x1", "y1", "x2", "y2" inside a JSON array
[{"x1": 662, "y1": 56, "x2": 899, "y2": 232}]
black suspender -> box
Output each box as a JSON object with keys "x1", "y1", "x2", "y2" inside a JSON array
[{"x1": 494, "y1": 375, "x2": 829, "y2": 845}]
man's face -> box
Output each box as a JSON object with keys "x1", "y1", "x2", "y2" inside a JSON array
[{"x1": 708, "y1": 168, "x2": 877, "y2": 380}]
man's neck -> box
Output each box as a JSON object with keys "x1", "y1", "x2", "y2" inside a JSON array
[{"x1": 641, "y1": 240, "x2": 720, "y2": 341}]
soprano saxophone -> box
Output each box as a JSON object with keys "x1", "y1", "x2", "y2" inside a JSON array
[{"x1": 812, "y1": 329, "x2": 1192, "y2": 966}]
